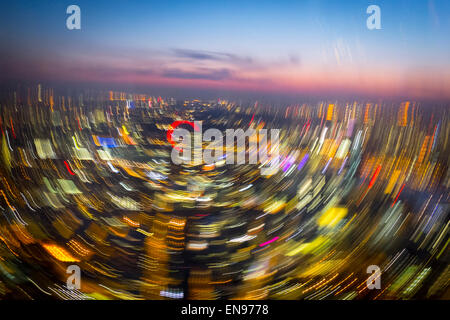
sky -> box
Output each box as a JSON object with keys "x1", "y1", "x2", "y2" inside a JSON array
[{"x1": 1, "y1": 0, "x2": 450, "y2": 100}]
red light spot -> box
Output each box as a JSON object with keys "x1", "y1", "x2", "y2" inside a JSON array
[
  {"x1": 167, "y1": 120, "x2": 200, "y2": 151},
  {"x1": 64, "y1": 160, "x2": 76, "y2": 176},
  {"x1": 368, "y1": 165, "x2": 382, "y2": 188},
  {"x1": 249, "y1": 113, "x2": 255, "y2": 127},
  {"x1": 392, "y1": 183, "x2": 406, "y2": 207}
]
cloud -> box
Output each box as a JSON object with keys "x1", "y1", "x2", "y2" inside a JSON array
[
  {"x1": 162, "y1": 67, "x2": 233, "y2": 81},
  {"x1": 172, "y1": 49, "x2": 253, "y2": 65}
]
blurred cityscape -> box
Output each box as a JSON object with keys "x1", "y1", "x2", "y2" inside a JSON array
[{"x1": 0, "y1": 84, "x2": 448, "y2": 300}]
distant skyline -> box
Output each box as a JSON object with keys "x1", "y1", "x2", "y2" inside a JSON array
[{"x1": 1, "y1": 0, "x2": 450, "y2": 100}]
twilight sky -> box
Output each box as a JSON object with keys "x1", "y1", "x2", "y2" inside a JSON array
[{"x1": 1, "y1": 0, "x2": 450, "y2": 100}]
